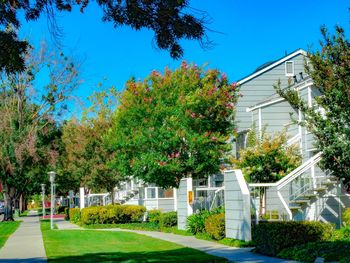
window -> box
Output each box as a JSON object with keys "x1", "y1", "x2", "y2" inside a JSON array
[
  {"x1": 236, "y1": 130, "x2": 249, "y2": 158},
  {"x1": 285, "y1": 61, "x2": 294, "y2": 76},
  {"x1": 158, "y1": 188, "x2": 174, "y2": 198},
  {"x1": 146, "y1": 188, "x2": 156, "y2": 199}
]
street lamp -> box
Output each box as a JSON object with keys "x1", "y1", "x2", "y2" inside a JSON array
[
  {"x1": 41, "y1": 184, "x2": 45, "y2": 218},
  {"x1": 48, "y1": 171, "x2": 56, "y2": 230}
]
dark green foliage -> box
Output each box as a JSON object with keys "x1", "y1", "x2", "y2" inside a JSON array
[
  {"x1": 204, "y1": 213, "x2": 225, "y2": 240},
  {"x1": 64, "y1": 207, "x2": 69, "y2": 220},
  {"x1": 275, "y1": 25, "x2": 350, "y2": 186},
  {"x1": 342, "y1": 208, "x2": 350, "y2": 226},
  {"x1": 278, "y1": 241, "x2": 350, "y2": 263},
  {"x1": 147, "y1": 209, "x2": 162, "y2": 223},
  {"x1": 252, "y1": 221, "x2": 334, "y2": 256},
  {"x1": 159, "y1": 211, "x2": 177, "y2": 228},
  {"x1": 69, "y1": 208, "x2": 81, "y2": 224},
  {"x1": 186, "y1": 207, "x2": 224, "y2": 234},
  {"x1": 186, "y1": 210, "x2": 211, "y2": 234},
  {"x1": 57, "y1": 206, "x2": 68, "y2": 214},
  {"x1": 1, "y1": 0, "x2": 209, "y2": 74},
  {"x1": 80, "y1": 205, "x2": 146, "y2": 225}
]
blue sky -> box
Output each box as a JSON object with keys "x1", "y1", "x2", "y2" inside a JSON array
[{"x1": 20, "y1": 0, "x2": 350, "y2": 112}]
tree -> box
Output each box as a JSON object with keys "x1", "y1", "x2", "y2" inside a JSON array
[
  {"x1": 1, "y1": 0, "x2": 210, "y2": 73},
  {"x1": 108, "y1": 62, "x2": 239, "y2": 188},
  {"x1": 0, "y1": 44, "x2": 80, "y2": 220},
  {"x1": 61, "y1": 87, "x2": 121, "y2": 202},
  {"x1": 276, "y1": 26, "x2": 350, "y2": 188},
  {"x1": 232, "y1": 127, "x2": 301, "y2": 216}
]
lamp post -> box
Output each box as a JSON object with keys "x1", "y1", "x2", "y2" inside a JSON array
[
  {"x1": 48, "y1": 171, "x2": 56, "y2": 230},
  {"x1": 41, "y1": 184, "x2": 45, "y2": 218}
]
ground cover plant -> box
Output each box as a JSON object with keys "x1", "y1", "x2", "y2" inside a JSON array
[
  {"x1": 0, "y1": 221, "x2": 20, "y2": 248},
  {"x1": 41, "y1": 220, "x2": 226, "y2": 263}
]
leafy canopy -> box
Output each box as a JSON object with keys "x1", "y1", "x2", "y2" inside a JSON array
[
  {"x1": 276, "y1": 25, "x2": 350, "y2": 185},
  {"x1": 232, "y1": 127, "x2": 301, "y2": 183},
  {"x1": 1, "y1": 0, "x2": 209, "y2": 73},
  {"x1": 108, "y1": 62, "x2": 239, "y2": 188}
]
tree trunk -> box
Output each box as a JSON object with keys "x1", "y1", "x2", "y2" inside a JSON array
[
  {"x1": 110, "y1": 188, "x2": 115, "y2": 205},
  {"x1": 3, "y1": 185, "x2": 15, "y2": 221}
]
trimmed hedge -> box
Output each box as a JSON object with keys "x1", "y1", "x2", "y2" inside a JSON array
[
  {"x1": 159, "y1": 211, "x2": 177, "y2": 228},
  {"x1": 205, "y1": 213, "x2": 225, "y2": 240},
  {"x1": 69, "y1": 208, "x2": 81, "y2": 223},
  {"x1": 80, "y1": 205, "x2": 146, "y2": 225},
  {"x1": 278, "y1": 241, "x2": 350, "y2": 263},
  {"x1": 343, "y1": 208, "x2": 350, "y2": 226},
  {"x1": 252, "y1": 221, "x2": 334, "y2": 256}
]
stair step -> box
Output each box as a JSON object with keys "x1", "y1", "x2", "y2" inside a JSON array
[
  {"x1": 321, "y1": 180, "x2": 338, "y2": 186},
  {"x1": 291, "y1": 199, "x2": 309, "y2": 204},
  {"x1": 312, "y1": 187, "x2": 328, "y2": 191},
  {"x1": 301, "y1": 194, "x2": 317, "y2": 198},
  {"x1": 289, "y1": 206, "x2": 301, "y2": 210}
]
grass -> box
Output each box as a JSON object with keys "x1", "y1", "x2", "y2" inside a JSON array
[
  {"x1": 82, "y1": 222, "x2": 251, "y2": 247},
  {"x1": 41, "y1": 221, "x2": 227, "y2": 262},
  {"x1": 0, "y1": 221, "x2": 21, "y2": 248}
]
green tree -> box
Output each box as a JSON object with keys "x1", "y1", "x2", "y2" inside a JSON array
[
  {"x1": 61, "y1": 87, "x2": 121, "y2": 202},
  {"x1": 276, "y1": 26, "x2": 350, "y2": 188},
  {"x1": 232, "y1": 128, "x2": 301, "y2": 215},
  {"x1": 0, "y1": 44, "x2": 80, "y2": 220},
  {"x1": 1, "y1": 0, "x2": 210, "y2": 73},
  {"x1": 108, "y1": 62, "x2": 239, "y2": 188}
]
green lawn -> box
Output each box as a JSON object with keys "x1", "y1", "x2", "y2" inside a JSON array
[
  {"x1": 0, "y1": 221, "x2": 21, "y2": 248},
  {"x1": 41, "y1": 221, "x2": 226, "y2": 262}
]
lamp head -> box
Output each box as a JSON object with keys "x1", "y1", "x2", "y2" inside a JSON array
[{"x1": 48, "y1": 171, "x2": 56, "y2": 183}]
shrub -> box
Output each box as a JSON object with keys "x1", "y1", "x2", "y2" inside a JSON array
[
  {"x1": 331, "y1": 226, "x2": 350, "y2": 241},
  {"x1": 186, "y1": 210, "x2": 211, "y2": 234},
  {"x1": 80, "y1": 205, "x2": 146, "y2": 225},
  {"x1": 159, "y1": 211, "x2": 177, "y2": 228},
  {"x1": 147, "y1": 209, "x2": 162, "y2": 223},
  {"x1": 278, "y1": 241, "x2": 350, "y2": 263},
  {"x1": 81, "y1": 207, "x2": 100, "y2": 225},
  {"x1": 205, "y1": 213, "x2": 225, "y2": 240},
  {"x1": 69, "y1": 208, "x2": 81, "y2": 223},
  {"x1": 342, "y1": 208, "x2": 350, "y2": 226},
  {"x1": 252, "y1": 221, "x2": 334, "y2": 256}
]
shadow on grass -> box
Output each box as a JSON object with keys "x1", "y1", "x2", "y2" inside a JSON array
[{"x1": 46, "y1": 248, "x2": 227, "y2": 263}]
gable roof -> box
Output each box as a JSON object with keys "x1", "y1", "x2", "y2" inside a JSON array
[{"x1": 237, "y1": 48, "x2": 307, "y2": 85}]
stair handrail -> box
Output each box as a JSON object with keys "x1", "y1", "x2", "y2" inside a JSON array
[
  {"x1": 248, "y1": 152, "x2": 322, "y2": 190},
  {"x1": 277, "y1": 152, "x2": 322, "y2": 190}
]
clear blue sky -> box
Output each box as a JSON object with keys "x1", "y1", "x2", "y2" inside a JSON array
[{"x1": 19, "y1": 0, "x2": 350, "y2": 112}]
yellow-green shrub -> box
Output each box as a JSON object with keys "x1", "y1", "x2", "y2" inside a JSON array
[
  {"x1": 204, "y1": 213, "x2": 225, "y2": 240},
  {"x1": 69, "y1": 208, "x2": 81, "y2": 223},
  {"x1": 147, "y1": 209, "x2": 162, "y2": 223},
  {"x1": 80, "y1": 205, "x2": 146, "y2": 225},
  {"x1": 342, "y1": 208, "x2": 350, "y2": 226}
]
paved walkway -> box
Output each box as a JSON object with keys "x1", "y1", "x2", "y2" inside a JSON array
[
  {"x1": 0, "y1": 210, "x2": 47, "y2": 263},
  {"x1": 55, "y1": 219, "x2": 299, "y2": 263}
]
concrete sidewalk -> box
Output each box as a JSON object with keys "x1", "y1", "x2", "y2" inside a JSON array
[
  {"x1": 55, "y1": 219, "x2": 298, "y2": 263},
  {"x1": 0, "y1": 210, "x2": 47, "y2": 263}
]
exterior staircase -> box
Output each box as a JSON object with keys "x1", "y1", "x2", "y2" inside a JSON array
[{"x1": 248, "y1": 152, "x2": 340, "y2": 221}]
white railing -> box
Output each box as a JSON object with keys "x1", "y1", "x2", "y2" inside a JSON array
[{"x1": 248, "y1": 152, "x2": 326, "y2": 221}]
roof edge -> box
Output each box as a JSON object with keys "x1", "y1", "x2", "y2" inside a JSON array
[{"x1": 238, "y1": 49, "x2": 307, "y2": 85}]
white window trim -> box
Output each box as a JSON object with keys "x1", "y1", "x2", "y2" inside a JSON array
[{"x1": 285, "y1": 61, "x2": 294, "y2": 76}]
